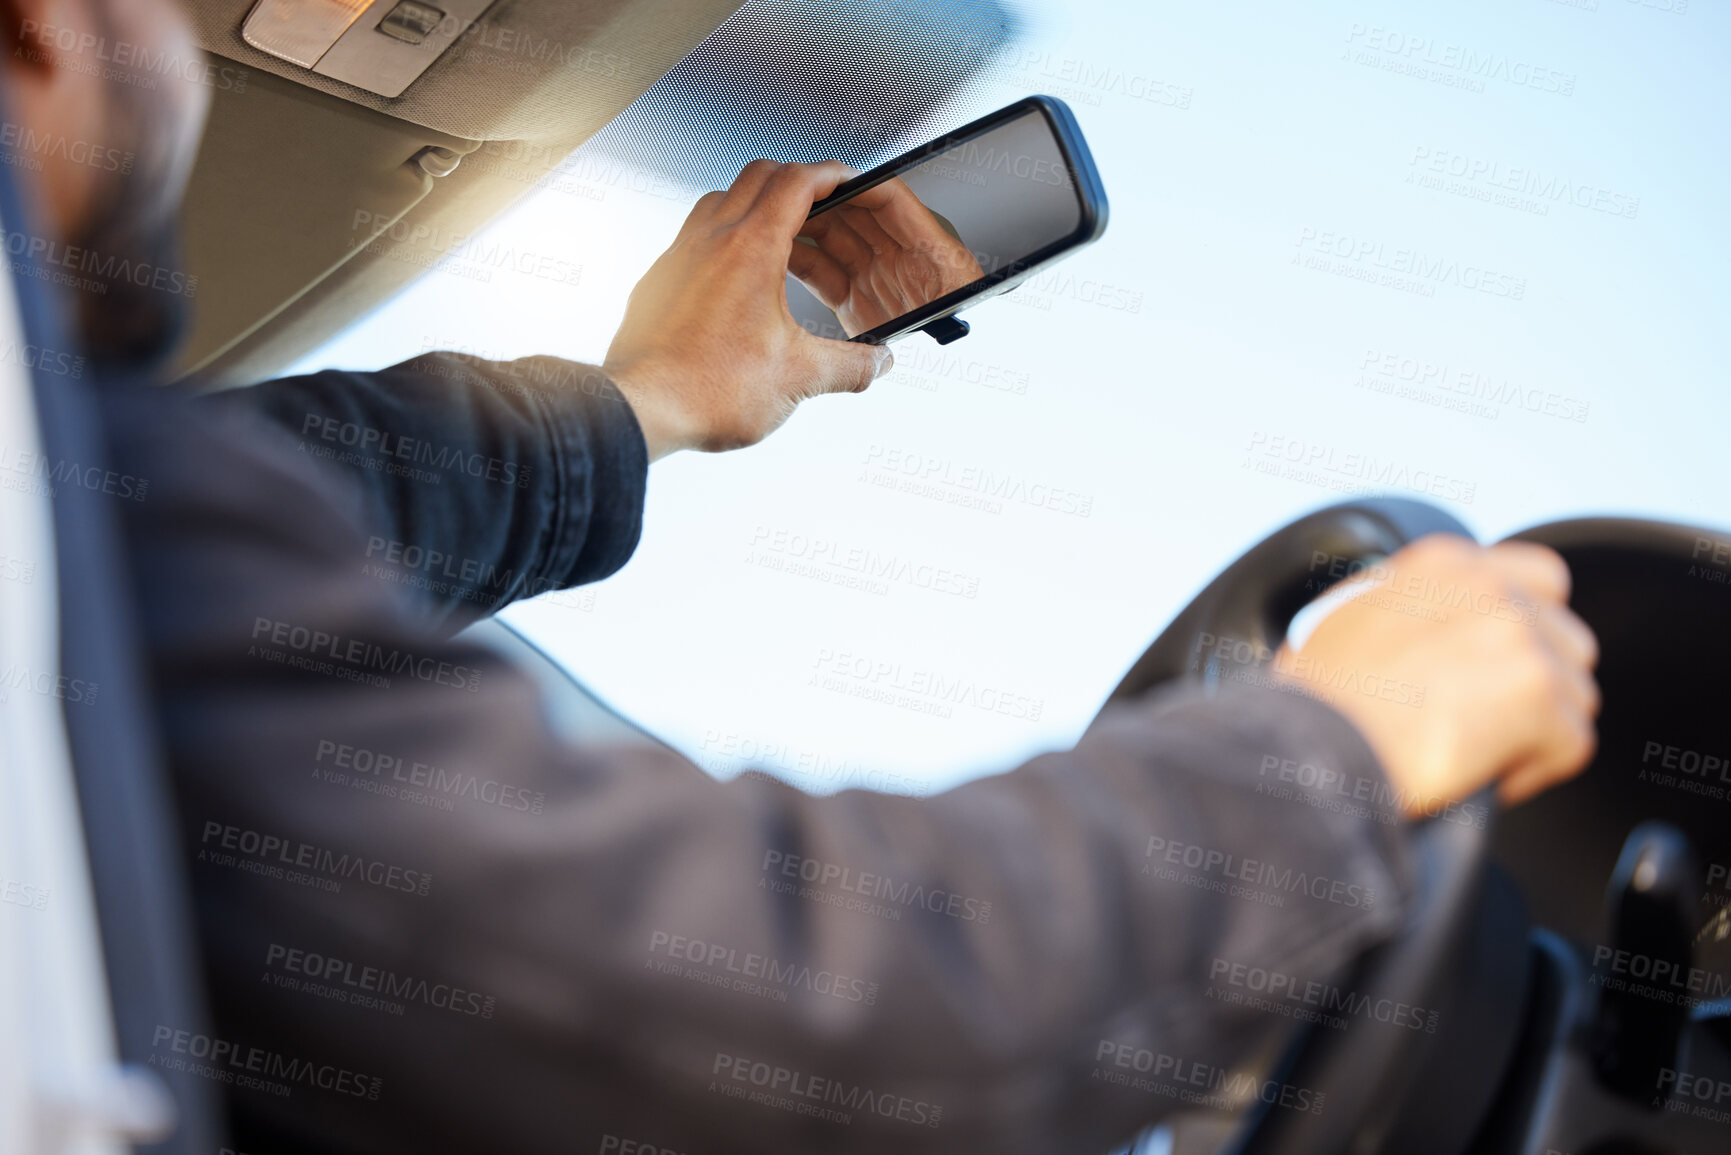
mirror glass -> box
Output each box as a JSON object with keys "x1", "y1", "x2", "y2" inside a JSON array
[{"x1": 788, "y1": 108, "x2": 1083, "y2": 338}]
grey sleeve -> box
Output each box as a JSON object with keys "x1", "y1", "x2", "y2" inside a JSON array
[{"x1": 113, "y1": 390, "x2": 1415, "y2": 1155}]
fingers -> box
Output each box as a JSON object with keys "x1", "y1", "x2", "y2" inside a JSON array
[
  {"x1": 798, "y1": 333, "x2": 893, "y2": 397},
  {"x1": 801, "y1": 212, "x2": 877, "y2": 277},
  {"x1": 724, "y1": 160, "x2": 857, "y2": 237},
  {"x1": 848, "y1": 177, "x2": 956, "y2": 250},
  {"x1": 715, "y1": 159, "x2": 787, "y2": 223},
  {"x1": 1491, "y1": 667, "x2": 1598, "y2": 807},
  {"x1": 1536, "y1": 601, "x2": 1600, "y2": 673},
  {"x1": 1495, "y1": 543, "x2": 1598, "y2": 804},
  {"x1": 1482, "y1": 540, "x2": 1572, "y2": 604},
  {"x1": 786, "y1": 239, "x2": 852, "y2": 308},
  {"x1": 755, "y1": 161, "x2": 857, "y2": 235},
  {"x1": 833, "y1": 203, "x2": 902, "y2": 256},
  {"x1": 1497, "y1": 705, "x2": 1598, "y2": 807},
  {"x1": 1497, "y1": 606, "x2": 1601, "y2": 808}
]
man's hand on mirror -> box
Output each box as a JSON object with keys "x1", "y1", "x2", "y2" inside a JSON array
[
  {"x1": 1276, "y1": 535, "x2": 1601, "y2": 817},
  {"x1": 604, "y1": 160, "x2": 895, "y2": 460},
  {"x1": 788, "y1": 176, "x2": 987, "y2": 337}
]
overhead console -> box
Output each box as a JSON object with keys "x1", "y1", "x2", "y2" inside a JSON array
[
  {"x1": 174, "y1": 0, "x2": 744, "y2": 383},
  {"x1": 241, "y1": 0, "x2": 501, "y2": 100}
]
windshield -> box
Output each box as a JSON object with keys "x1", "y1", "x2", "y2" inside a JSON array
[{"x1": 287, "y1": 0, "x2": 1731, "y2": 796}]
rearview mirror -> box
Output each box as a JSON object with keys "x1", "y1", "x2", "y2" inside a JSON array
[{"x1": 787, "y1": 95, "x2": 1108, "y2": 346}]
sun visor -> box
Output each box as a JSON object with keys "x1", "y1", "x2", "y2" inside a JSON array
[{"x1": 186, "y1": 0, "x2": 747, "y2": 141}]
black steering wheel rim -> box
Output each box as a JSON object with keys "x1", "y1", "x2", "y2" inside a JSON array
[
  {"x1": 1098, "y1": 498, "x2": 1525, "y2": 1155},
  {"x1": 1102, "y1": 498, "x2": 1476, "y2": 705}
]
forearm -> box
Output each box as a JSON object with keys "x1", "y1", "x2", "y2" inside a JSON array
[{"x1": 203, "y1": 351, "x2": 648, "y2": 632}]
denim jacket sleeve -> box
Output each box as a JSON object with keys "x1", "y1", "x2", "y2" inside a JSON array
[{"x1": 204, "y1": 351, "x2": 648, "y2": 633}]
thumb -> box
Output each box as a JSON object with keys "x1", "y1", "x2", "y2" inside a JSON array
[{"x1": 799, "y1": 335, "x2": 894, "y2": 396}]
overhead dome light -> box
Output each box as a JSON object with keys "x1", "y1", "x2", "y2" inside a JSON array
[{"x1": 241, "y1": 0, "x2": 497, "y2": 99}]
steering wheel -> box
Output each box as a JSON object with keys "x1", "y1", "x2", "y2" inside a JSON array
[{"x1": 1100, "y1": 498, "x2": 1530, "y2": 1155}]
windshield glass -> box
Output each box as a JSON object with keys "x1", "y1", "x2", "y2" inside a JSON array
[{"x1": 288, "y1": 0, "x2": 1731, "y2": 796}]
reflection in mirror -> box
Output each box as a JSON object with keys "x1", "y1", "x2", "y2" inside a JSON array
[{"x1": 788, "y1": 108, "x2": 1084, "y2": 338}]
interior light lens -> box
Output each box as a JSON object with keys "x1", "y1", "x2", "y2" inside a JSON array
[{"x1": 242, "y1": 0, "x2": 376, "y2": 69}]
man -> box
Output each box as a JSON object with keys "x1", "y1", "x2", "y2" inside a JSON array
[{"x1": 0, "y1": 1, "x2": 1599, "y2": 1152}]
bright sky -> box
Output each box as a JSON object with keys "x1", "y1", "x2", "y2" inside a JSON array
[{"x1": 290, "y1": 0, "x2": 1731, "y2": 796}]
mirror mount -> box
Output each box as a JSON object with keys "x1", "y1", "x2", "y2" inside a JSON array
[{"x1": 917, "y1": 316, "x2": 970, "y2": 345}]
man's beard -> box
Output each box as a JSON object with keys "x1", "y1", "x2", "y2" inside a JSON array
[
  {"x1": 73, "y1": 159, "x2": 191, "y2": 376},
  {"x1": 70, "y1": 13, "x2": 204, "y2": 376}
]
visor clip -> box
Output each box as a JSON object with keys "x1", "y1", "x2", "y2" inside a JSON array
[{"x1": 412, "y1": 146, "x2": 462, "y2": 178}]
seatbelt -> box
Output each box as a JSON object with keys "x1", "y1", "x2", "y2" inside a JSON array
[
  {"x1": 0, "y1": 206, "x2": 177, "y2": 1155},
  {"x1": 0, "y1": 145, "x2": 220, "y2": 1154}
]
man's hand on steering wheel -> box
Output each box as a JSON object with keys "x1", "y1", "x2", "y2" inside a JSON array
[
  {"x1": 604, "y1": 160, "x2": 896, "y2": 460},
  {"x1": 1279, "y1": 534, "x2": 1601, "y2": 817}
]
